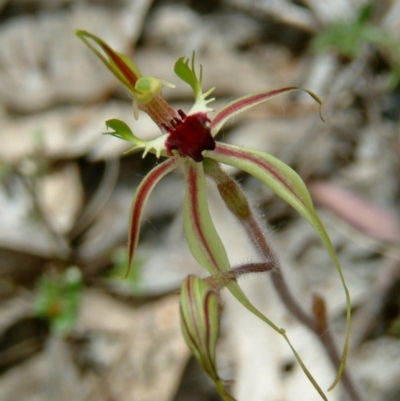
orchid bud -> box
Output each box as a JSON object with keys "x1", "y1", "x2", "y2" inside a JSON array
[{"x1": 180, "y1": 275, "x2": 235, "y2": 401}]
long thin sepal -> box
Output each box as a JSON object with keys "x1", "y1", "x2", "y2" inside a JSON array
[
  {"x1": 205, "y1": 143, "x2": 351, "y2": 390},
  {"x1": 75, "y1": 30, "x2": 141, "y2": 92},
  {"x1": 127, "y1": 157, "x2": 183, "y2": 277},
  {"x1": 210, "y1": 87, "x2": 323, "y2": 137},
  {"x1": 183, "y1": 159, "x2": 230, "y2": 274}
]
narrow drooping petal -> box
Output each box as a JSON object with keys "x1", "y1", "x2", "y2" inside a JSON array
[
  {"x1": 105, "y1": 119, "x2": 170, "y2": 158},
  {"x1": 183, "y1": 156, "x2": 294, "y2": 329},
  {"x1": 183, "y1": 159, "x2": 269, "y2": 317},
  {"x1": 127, "y1": 157, "x2": 183, "y2": 277},
  {"x1": 105, "y1": 119, "x2": 145, "y2": 144},
  {"x1": 183, "y1": 159, "x2": 229, "y2": 274},
  {"x1": 180, "y1": 275, "x2": 235, "y2": 401},
  {"x1": 76, "y1": 30, "x2": 181, "y2": 131},
  {"x1": 210, "y1": 87, "x2": 322, "y2": 137},
  {"x1": 205, "y1": 143, "x2": 351, "y2": 390}
]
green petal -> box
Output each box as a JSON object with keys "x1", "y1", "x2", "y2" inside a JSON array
[
  {"x1": 127, "y1": 157, "x2": 183, "y2": 277},
  {"x1": 183, "y1": 159, "x2": 229, "y2": 274},
  {"x1": 105, "y1": 119, "x2": 144, "y2": 144},
  {"x1": 205, "y1": 143, "x2": 351, "y2": 390}
]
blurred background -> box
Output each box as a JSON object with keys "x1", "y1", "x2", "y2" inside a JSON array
[{"x1": 0, "y1": 0, "x2": 400, "y2": 400}]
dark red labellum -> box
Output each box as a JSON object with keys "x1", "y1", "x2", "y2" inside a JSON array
[{"x1": 165, "y1": 111, "x2": 216, "y2": 162}]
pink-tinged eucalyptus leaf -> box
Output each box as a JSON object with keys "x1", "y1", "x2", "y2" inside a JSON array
[
  {"x1": 75, "y1": 30, "x2": 141, "y2": 92},
  {"x1": 127, "y1": 157, "x2": 183, "y2": 278},
  {"x1": 205, "y1": 143, "x2": 351, "y2": 391},
  {"x1": 309, "y1": 180, "x2": 399, "y2": 243},
  {"x1": 183, "y1": 159, "x2": 328, "y2": 400},
  {"x1": 180, "y1": 275, "x2": 236, "y2": 401},
  {"x1": 210, "y1": 87, "x2": 322, "y2": 137}
]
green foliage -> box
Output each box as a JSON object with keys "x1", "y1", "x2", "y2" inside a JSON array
[
  {"x1": 312, "y1": 2, "x2": 400, "y2": 88},
  {"x1": 388, "y1": 316, "x2": 400, "y2": 337},
  {"x1": 35, "y1": 267, "x2": 82, "y2": 336},
  {"x1": 0, "y1": 163, "x2": 11, "y2": 179}
]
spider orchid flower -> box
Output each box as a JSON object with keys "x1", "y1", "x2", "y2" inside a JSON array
[{"x1": 76, "y1": 30, "x2": 351, "y2": 401}]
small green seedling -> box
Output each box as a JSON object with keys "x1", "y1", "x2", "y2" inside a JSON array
[{"x1": 35, "y1": 267, "x2": 82, "y2": 336}]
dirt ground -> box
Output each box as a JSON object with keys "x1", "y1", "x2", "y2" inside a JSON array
[{"x1": 1, "y1": 1, "x2": 400, "y2": 400}]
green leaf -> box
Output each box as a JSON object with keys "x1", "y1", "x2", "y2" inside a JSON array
[
  {"x1": 35, "y1": 267, "x2": 82, "y2": 336},
  {"x1": 205, "y1": 143, "x2": 351, "y2": 391},
  {"x1": 357, "y1": 1, "x2": 374, "y2": 24},
  {"x1": 311, "y1": 1, "x2": 400, "y2": 71}
]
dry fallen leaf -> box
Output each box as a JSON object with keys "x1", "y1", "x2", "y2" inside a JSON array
[{"x1": 309, "y1": 180, "x2": 399, "y2": 243}]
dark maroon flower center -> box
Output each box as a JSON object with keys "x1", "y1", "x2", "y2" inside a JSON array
[{"x1": 165, "y1": 110, "x2": 216, "y2": 162}]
